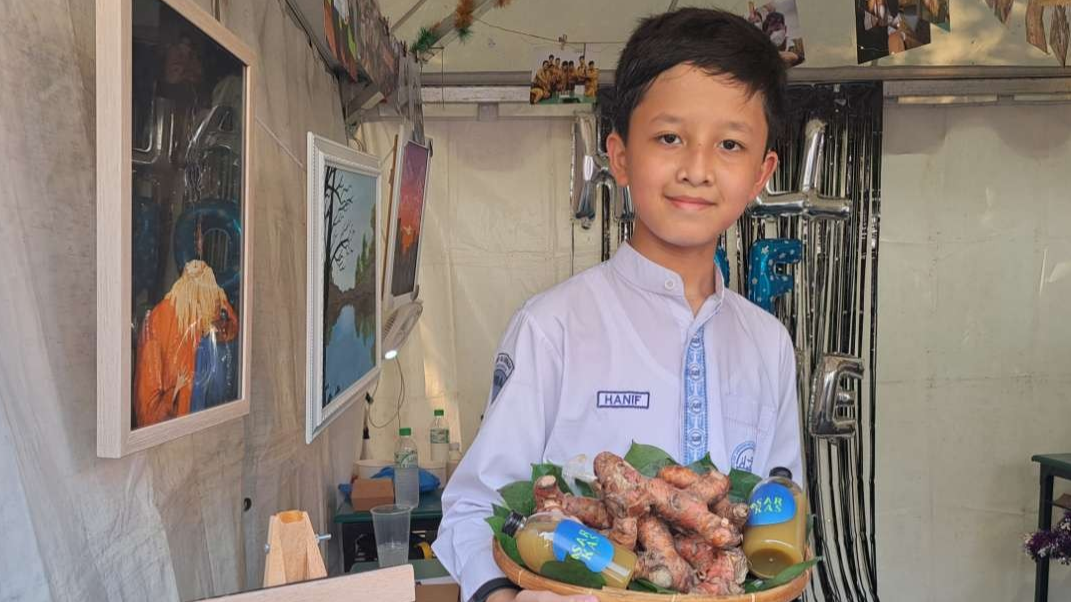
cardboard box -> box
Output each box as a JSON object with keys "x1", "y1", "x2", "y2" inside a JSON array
[
  {"x1": 351, "y1": 476, "x2": 394, "y2": 511},
  {"x1": 416, "y1": 583, "x2": 460, "y2": 602}
]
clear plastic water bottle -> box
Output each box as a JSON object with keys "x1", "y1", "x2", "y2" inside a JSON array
[
  {"x1": 446, "y1": 442, "x2": 462, "y2": 484},
  {"x1": 394, "y1": 427, "x2": 420, "y2": 509},
  {"x1": 430, "y1": 409, "x2": 450, "y2": 464}
]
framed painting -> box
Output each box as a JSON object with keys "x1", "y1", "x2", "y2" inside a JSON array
[
  {"x1": 383, "y1": 123, "x2": 433, "y2": 311},
  {"x1": 96, "y1": 0, "x2": 256, "y2": 457},
  {"x1": 306, "y1": 134, "x2": 383, "y2": 444}
]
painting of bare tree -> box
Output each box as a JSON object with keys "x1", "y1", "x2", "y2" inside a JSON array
[{"x1": 320, "y1": 164, "x2": 377, "y2": 407}]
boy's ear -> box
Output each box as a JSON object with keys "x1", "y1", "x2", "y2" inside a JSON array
[
  {"x1": 750, "y1": 150, "x2": 779, "y2": 200},
  {"x1": 606, "y1": 131, "x2": 629, "y2": 187}
]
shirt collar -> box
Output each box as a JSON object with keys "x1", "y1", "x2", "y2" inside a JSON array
[{"x1": 609, "y1": 242, "x2": 726, "y2": 308}]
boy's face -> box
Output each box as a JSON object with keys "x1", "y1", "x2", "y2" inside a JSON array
[{"x1": 607, "y1": 64, "x2": 777, "y2": 253}]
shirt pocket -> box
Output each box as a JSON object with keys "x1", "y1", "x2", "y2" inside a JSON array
[
  {"x1": 722, "y1": 380, "x2": 777, "y2": 472},
  {"x1": 547, "y1": 387, "x2": 678, "y2": 464}
]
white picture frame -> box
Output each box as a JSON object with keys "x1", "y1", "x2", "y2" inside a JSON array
[
  {"x1": 306, "y1": 134, "x2": 383, "y2": 444},
  {"x1": 96, "y1": 0, "x2": 257, "y2": 458}
]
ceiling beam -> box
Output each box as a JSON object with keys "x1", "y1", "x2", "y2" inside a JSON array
[
  {"x1": 416, "y1": 78, "x2": 1071, "y2": 105},
  {"x1": 418, "y1": 66, "x2": 1071, "y2": 87},
  {"x1": 393, "y1": 0, "x2": 431, "y2": 31}
]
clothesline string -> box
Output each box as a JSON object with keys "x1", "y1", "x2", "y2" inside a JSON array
[
  {"x1": 476, "y1": 17, "x2": 625, "y2": 45},
  {"x1": 472, "y1": 0, "x2": 755, "y2": 46}
]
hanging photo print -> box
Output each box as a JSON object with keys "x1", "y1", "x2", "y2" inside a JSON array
[
  {"x1": 305, "y1": 135, "x2": 382, "y2": 443},
  {"x1": 856, "y1": 0, "x2": 933, "y2": 63},
  {"x1": 921, "y1": 0, "x2": 950, "y2": 31},
  {"x1": 994, "y1": 0, "x2": 1014, "y2": 25},
  {"x1": 1053, "y1": 6, "x2": 1070, "y2": 67},
  {"x1": 746, "y1": 0, "x2": 807, "y2": 67},
  {"x1": 1027, "y1": 0, "x2": 1049, "y2": 54},
  {"x1": 97, "y1": 0, "x2": 256, "y2": 457},
  {"x1": 323, "y1": 0, "x2": 360, "y2": 81},
  {"x1": 530, "y1": 45, "x2": 598, "y2": 105}
]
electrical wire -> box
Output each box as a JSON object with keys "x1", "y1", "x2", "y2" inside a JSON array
[
  {"x1": 368, "y1": 356, "x2": 408, "y2": 429},
  {"x1": 475, "y1": 18, "x2": 625, "y2": 45}
]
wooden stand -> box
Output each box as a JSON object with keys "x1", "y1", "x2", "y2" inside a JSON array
[
  {"x1": 202, "y1": 564, "x2": 416, "y2": 601},
  {"x1": 263, "y1": 510, "x2": 328, "y2": 588}
]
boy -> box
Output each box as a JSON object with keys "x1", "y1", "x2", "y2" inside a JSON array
[{"x1": 432, "y1": 8, "x2": 800, "y2": 602}]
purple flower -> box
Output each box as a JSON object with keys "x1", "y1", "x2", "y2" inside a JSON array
[{"x1": 1025, "y1": 511, "x2": 1071, "y2": 566}]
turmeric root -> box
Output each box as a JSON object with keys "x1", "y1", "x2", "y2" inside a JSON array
[
  {"x1": 656, "y1": 465, "x2": 731, "y2": 505},
  {"x1": 533, "y1": 475, "x2": 613, "y2": 529},
  {"x1": 593, "y1": 453, "x2": 738, "y2": 548},
  {"x1": 647, "y1": 477, "x2": 741, "y2": 549},
  {"x1": 594, "y1": 452, "x2": 651, "y2": 518},
  {"x1": 674, "y1": 534, "x2": 748, "y2": 585},
  {"x1": 713, "y1": 496, "x2": 750, "y2": 530},
  {"x1": 656, "y1": 465, "x2": 700, "y2": 489},
  {"x1": 635, "y1": 516, "x2": 695, "y2": 592},
  {"x1": 533, "y1": 475, "x2": 564, "y2": 511},
  {"x1": 675, "y1": 535, "x2": 747, "y2": 595},
  {"x1": 607, "y1": 516, "x2": 638, "y2": 551},
  {"x1": 691, "y1": 577, "x2": 744, "y2": 596}
]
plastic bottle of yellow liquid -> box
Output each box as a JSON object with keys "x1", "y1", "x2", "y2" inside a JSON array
[
  {"x1": 742, "y1": 467, "x2": 808, "y2": 579},
  {"x1": 502, "y1": 511, "x2": 637, "y2": 589}
]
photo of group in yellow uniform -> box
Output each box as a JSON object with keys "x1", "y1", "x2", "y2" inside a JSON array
[{"x1": 529, "y1": 47, "x2": 598, "y2": 104}]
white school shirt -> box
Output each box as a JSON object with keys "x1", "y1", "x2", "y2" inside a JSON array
[{"x1": 432, "y1": 242, "x2": 802, "y2": 601}]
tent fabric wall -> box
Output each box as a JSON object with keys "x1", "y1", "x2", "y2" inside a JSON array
[
  {"x1": 358, "y1": 115, "x2": 603, "y2": 461},
  {"x1": 878, "y1": 102, "x2": 1071, "y2": 601},
  {"x1": 0, "y1": 1, "x2": 360, "y2": 600}
]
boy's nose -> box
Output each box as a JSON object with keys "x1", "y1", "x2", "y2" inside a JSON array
[{"x1": 677, "y1": 145, "x2": 714, "y2": 186}]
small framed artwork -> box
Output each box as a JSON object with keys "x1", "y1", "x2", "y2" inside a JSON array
[
  {"x1": 382, "y1": 124, "x2": 432, "y2": 355},
  {"x1": 97, "y1": 0, "x2": 256, "y2": 457},
  {"x1": 384, "y1": 124, "x2": 432, "y2": 310},
  {"x1": 306, "y1": 134, "x2": 383, "y2": 444}
]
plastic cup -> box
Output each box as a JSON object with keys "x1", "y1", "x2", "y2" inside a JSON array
[{"x1": 370, "y1": 504, "x2": 411, "y2": 568}]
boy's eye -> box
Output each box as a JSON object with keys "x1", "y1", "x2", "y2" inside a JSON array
[
  {"x1": 657, "y1": 133, "x2": 681, "y2": 145},
  {"x1": 720, "y1": 140, "x2": 744, "y2": 152}
]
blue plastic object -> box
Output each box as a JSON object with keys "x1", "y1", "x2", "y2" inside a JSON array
[
  {"x1": 372, "y1": 466, "x2": 441, "y2": 493},
  {"x1": 337, "y1": 468, "x2": 442, "y2": 506}
]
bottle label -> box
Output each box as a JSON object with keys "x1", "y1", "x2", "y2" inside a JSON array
[
  {"x1": 746, "y1": 482, "x2": 797, "y2": 527},
  {"x1": 395, "y1": 449, "x2": 417, "y2": 468},
  {"x1": 552, "y1": 519, "x2": 614, "y2": 573},
  {"x1": 430, "y1": 428, "x2": 449, "y2": 444}
]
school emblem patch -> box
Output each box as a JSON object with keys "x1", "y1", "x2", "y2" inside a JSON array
[
  {"x1": 731, "y1": 440, "x2": 756, "y2": 472},
  {"x1": 490, "y1": 353, "x2": 515, "y2": 404}
]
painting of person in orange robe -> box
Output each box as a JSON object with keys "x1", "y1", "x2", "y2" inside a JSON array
[{"x1": 133, "y1": 259, "x2": 239, "y2": 428}]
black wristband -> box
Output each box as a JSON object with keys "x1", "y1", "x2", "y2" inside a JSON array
[{"x1": 471, "y1": 577, "x2": 521, "y2": 602}]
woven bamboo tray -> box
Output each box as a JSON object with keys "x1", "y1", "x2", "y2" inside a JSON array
[{"x1": 492, "y1": 539, "x2": 811, "y2": 602}]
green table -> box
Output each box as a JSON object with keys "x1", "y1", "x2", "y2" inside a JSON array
[
  {"x1": 349, "y1": 558, "x2": 451, "y2": 581},
  {"x1": 1032, "y1": 454, "x2": 1071, "y2": 602},
  {"x1": 334, "y1": 488, "x2": 444, "y2": 572}
]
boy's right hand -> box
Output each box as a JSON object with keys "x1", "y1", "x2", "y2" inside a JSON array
[{"x1": 486, "y1": 590, "x2": 597, "y2": 602}]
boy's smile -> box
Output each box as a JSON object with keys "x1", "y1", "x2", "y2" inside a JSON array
[{"x1": 608, "y1": 64, "x2": 778, "y2": 256}]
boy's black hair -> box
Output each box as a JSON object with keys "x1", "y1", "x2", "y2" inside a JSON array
[{"x1": 612, "y1": 7, "x2": 787, "y2": 149}]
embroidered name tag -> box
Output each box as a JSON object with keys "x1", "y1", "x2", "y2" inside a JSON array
[{"x1": 597, "y1": 391, "x2": 650, "y2": 409}]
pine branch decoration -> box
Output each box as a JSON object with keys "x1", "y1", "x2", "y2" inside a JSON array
[{"x1": 411, "y1": 26, "x2": 436, "y2": 55}]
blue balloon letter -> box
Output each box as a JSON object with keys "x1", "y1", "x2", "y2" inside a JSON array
[
  {"x1": 747, "y1": 239, "x2": 802, "y2": 313},
  {"x1": 715, "y1": 247, "x2": 730, "y2": 286}
]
